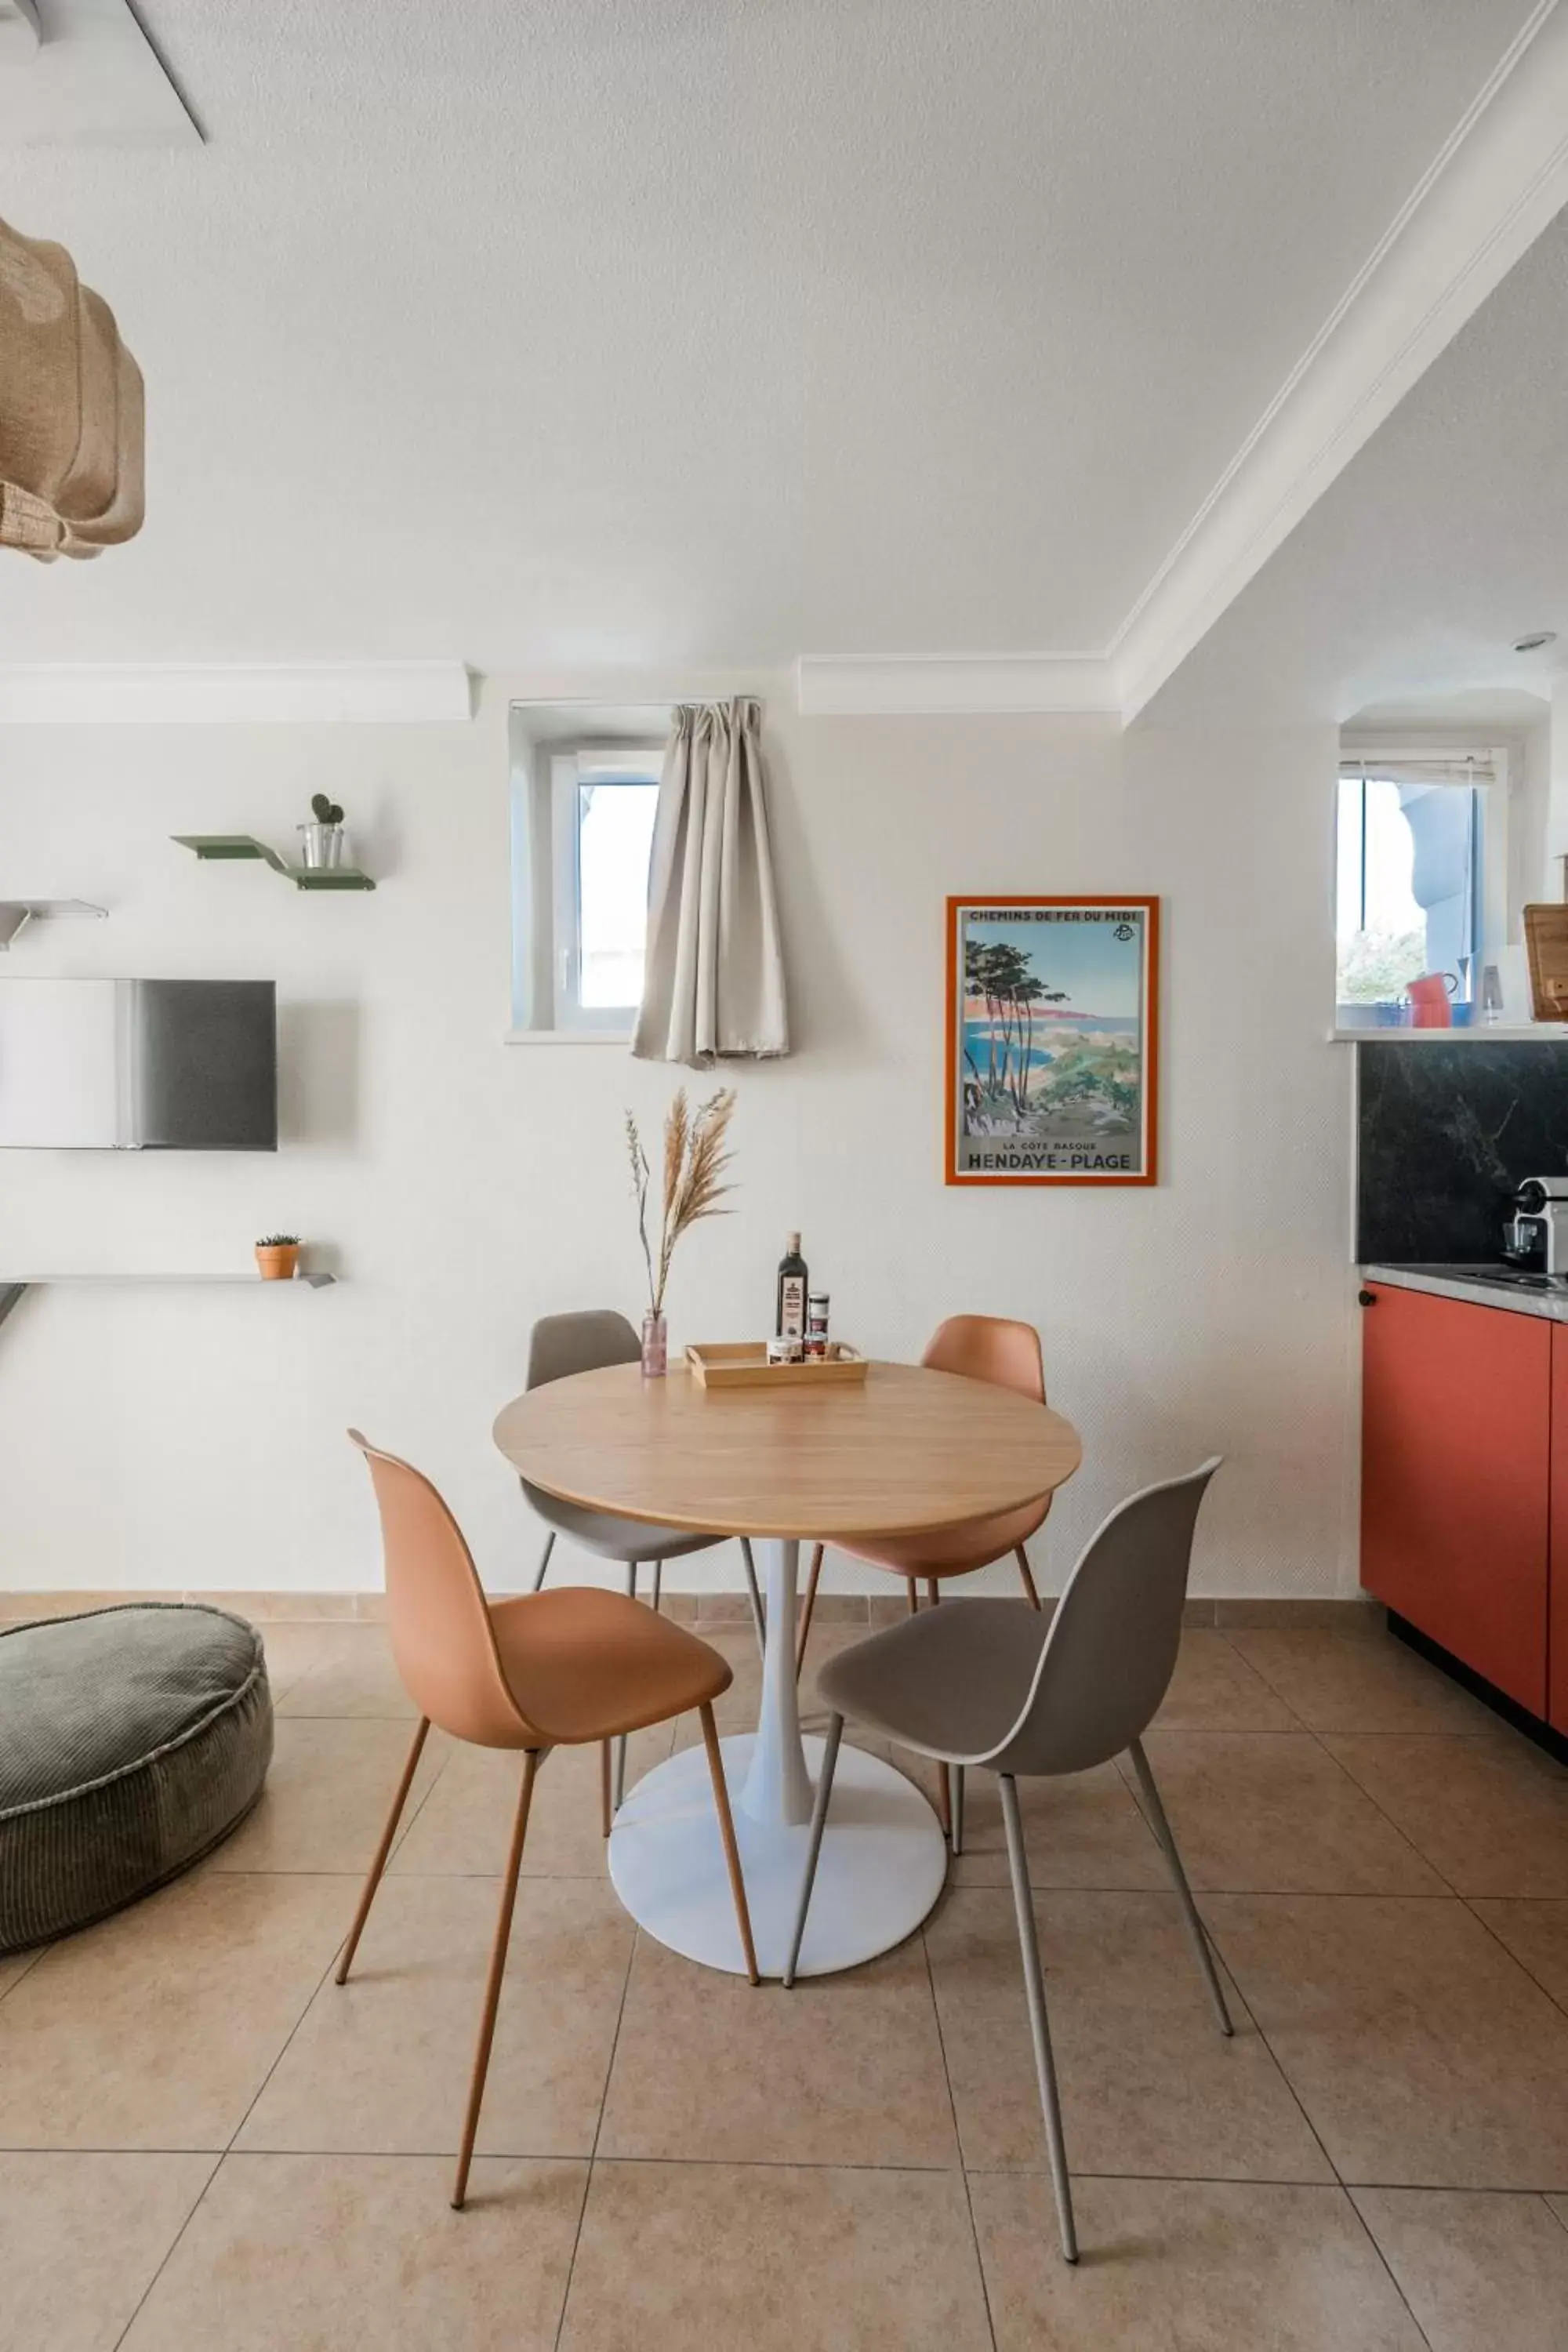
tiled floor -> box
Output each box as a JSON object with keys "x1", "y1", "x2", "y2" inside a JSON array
[{"x1": 3, "y1": 1611, "x2": 1568, "y2": 2350}]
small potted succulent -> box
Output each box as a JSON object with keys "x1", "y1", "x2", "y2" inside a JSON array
[
  {"x1": 297, "y1": 792, "x2": 346, "y2": 871},
  {"x1": 255, "y1": 1232, "x2": 302, "y2": 1281}
]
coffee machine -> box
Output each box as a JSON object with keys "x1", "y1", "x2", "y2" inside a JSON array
[{"x1": 1502, "y1": 1176, "x2": 1568, "y2": 1276}]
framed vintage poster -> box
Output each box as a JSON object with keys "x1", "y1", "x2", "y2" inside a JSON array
[{"x1": 946, "y1": 896, "x2": 1160, "y2": 1185}]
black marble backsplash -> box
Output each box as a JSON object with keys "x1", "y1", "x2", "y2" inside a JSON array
[{"x1": 1357, "y1": 1041, "x2": 1568, "y2": 1262}]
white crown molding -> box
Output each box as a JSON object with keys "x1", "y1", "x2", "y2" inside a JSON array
[
  {"x1": 1112, "y1": 0, "x2": 1568, "y2": 723},
  {"x1": 796, "y1": 654, "x2": 1116, "y2": 717},
  {"x1": 0, "y1": 662, "x2": 476, "y2": 724}
]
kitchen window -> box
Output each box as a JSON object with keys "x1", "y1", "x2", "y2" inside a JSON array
[{"x1": 1336, "y1": 757, "x2": 1493, "y2": 1023}]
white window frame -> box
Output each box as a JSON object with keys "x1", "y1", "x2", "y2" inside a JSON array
[
  {"x1": 1334, "y1": 742, "x2": 1509, "y2": 1025},
  {"x1": 547, "y1": 746, "x2": 662, "y2": 1035}
]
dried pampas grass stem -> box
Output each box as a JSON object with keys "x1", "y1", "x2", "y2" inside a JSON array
[{"x1": 626, "y1": 1087, "x2": 737, "y2": 1316}]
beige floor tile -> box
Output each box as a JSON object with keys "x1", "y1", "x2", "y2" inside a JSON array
[
  {"x1": 0, "y1": 1949, "x2": 42, "y2": 2001},
  {"x1": 926, "y1": 1888, "x2": 1330, "y2": 2181},
  {"x1": 949, "y1": 1762, "x2": 1167, "y2": 1890},
  {"x1": 1214, "y1": 1598, "x2": 1384, "y2": 1632},
  {"x1": 1225, "y1": 1628, "x2": 1497, "y2": 1733},
  {"x1": 695, "y1": 1591, "x2": 764, "y2": 1625},
  {"x1": 192, "y1": 1591, "x2": 360, "y2": 1622},
  {"x1": 1207, "y1": 1893, "x2": 1568, "y2": 2187},
  {"x1": 272, "y1": 1624, "x2": 418, "y2": 1718},
  {"x1": 390, "y1": 1726, "x2": 673, "y2": 1876},
  {"x1": 120, "y1": 2154, "x2": 585, "y2": 2352},
  {"x1": 209, "y1": 1716, "x2": 445, "y2": 1875},
  {"x1": 1325, "y1": 1733, "x2": 1568, "y2": 1897},
  {"x1": 0, "y1": 1871, "x2": 351, "y2": 2150},
  {"x1": 252, "y1": 1620, "x2": 350, "y2": 1702},
  {"x1": 238, "y1": 1874, "x2": 632, "y2": 2156},
  {"x1": 0, "y1": 2152, "x2": 216, "y2": 2352},
  {"x1": 1152, "y1": 1631, "x2": 1301, "y2": 1731},
  {"x1": 1469, "y1": 1900, "x2": 1568, "y2": 2009},
  {"x1": 1127, "y1": 1733, "x2": 1446, "y2": 1893},
  {"x1": 1352, "y1": 2187, "x2": 1568, "y2": 2352},
  {"x1": 597, "y1": 1926, "x2": 957, "y2": 2167},
  {"x1": 970, "y1": 2174, "x2": 1426, "y2": 2352},
  {"x1": 1548, "y1": 2191, "x2": 1568, "y2": 2229},
  {"x1": 558, "y1": 2160, "x2": 993, "y2": 2352}
]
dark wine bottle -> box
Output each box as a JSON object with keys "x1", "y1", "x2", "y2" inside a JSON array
[{"x1": 776, "y1": 1232, "x2": 808, "y2": 1341}]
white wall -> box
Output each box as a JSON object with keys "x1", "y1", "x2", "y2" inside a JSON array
[{"x1": 0, "y1": 681, "x2": 1353, "y2": 1601}]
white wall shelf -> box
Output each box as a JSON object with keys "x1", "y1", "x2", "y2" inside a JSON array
[
  {"x1": 0, "y1": 1271, "x2": 336, "y2": 1336},
  {"x1": 0, "y1": 899, "x2": 107, "y2": 950}
]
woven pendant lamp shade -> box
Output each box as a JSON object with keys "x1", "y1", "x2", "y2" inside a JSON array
[{"x1": 0, "y1": 215, "x2": 144, "y2": 562}]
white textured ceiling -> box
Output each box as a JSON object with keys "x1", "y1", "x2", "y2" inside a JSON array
[
  {"x1": 0, "y1": 0, "x2": 1544, "y2": 670},
  {"x1": 1141, "y1": 209, "x2": 1568, "y2": 725}
]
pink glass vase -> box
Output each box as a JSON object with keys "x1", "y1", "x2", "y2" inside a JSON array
[{"x1": 641, "y1": 1309, "x2": 668, "y2": 1377}]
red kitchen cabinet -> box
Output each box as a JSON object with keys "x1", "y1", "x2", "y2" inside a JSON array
[
  {"x1": 1361, "y1": 1282, "x2": 1549, "y2": 1717},
  {"x1": 1549, "y1": 1328, "x2": 1568, "y2": 1733}
]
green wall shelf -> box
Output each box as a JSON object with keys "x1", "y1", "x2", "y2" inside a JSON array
[{"x1": 172, "y1": 835, "x2": 376, "y2": 891}]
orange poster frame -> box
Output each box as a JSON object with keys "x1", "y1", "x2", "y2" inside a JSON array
[{"x1": 944, "y1": 895, "x2": 1160, "y2": 1187}]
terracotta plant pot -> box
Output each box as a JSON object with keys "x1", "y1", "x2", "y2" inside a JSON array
[{"x1": 255, "y1": 1243, "x2": 300, "y2": 1282}]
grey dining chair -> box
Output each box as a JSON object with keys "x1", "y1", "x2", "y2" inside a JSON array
[
  {"x1": 522, "y1": 1309, "x2": 767, "y2": 1806},
  {"x1": 782, "y1": 1458, "x2": 1229, "y2": 2266}
]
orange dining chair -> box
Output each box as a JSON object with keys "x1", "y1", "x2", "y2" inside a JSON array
[
  {"x1": 336, "y1": 1431, "x2": 759, "y2": 2210},
  {"x1": 794, "y1": 1315, "x2": 1051, "y2": 1838},
  {"x1": 797, "y1": 1313, "x2": 1049, "y2": 1655}
]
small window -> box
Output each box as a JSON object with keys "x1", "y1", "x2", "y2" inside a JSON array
[
  {"x1": 1336, "y1": 764, "x2": 1486, "y2": 1019},
  {"x1": 550, "y1": 751, "x2": 660, "y2": 1029},
  {"x1": 509, "y1": 711, "x2": 666, "y2": 1036}
]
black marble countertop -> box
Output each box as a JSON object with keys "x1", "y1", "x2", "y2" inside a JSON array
[{"x1": 1360, "y1": 1262, "x2": 1568, "y2": 1322}]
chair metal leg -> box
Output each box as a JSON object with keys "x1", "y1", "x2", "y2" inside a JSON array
[
  {"x1": 998, "y1": 1773, "x2": 1077, "y2": 2263},
  {"x1": 1126, "y1": 1737, "x2": 1232, "y2": 2035},
  {"x1": 335, "y1": 1716, "x2": 430, "y2": 1985},
  {"x1": 601, "y1": 1738, "x2": 612, "y2": 1838},
  {"x1": 651, "y1": 1558, "x2": 663, "y2": 1613},
  {"x1": 951, "y1": 1762, "x2": 966, "y2": 1857},
  {"x1": 530, "y1": 1530, "x2": 557, "y2": 1593},
  {"x1": 452, "y1": 1747, "x2": 542, "y2": 2209},
  {"x1": 924, "y1": 1582, "x2": 952, "y2": 1839},
  {"x1": 739, "y1": 1537, "x2": 766, "y2": 1657},
  {"x1": 782, "y1": 1710, "x2": 843, "y2": 1987},
  {"x1": 794, "y1": 1543, "x2": 825, "y2": 1681},
  {"x1": 615, "y1": 1562, "x2": 640, "y2": 1809},
  {"x1": 699, "y1": 1700, "x2": 760, "y2": 1984},
  {"x1": 1014, "y1": 1542, "x2": 1043, "y2": 1610}
]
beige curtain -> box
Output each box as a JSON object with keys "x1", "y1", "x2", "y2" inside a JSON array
[
  {"x1": 632, "y1": 699, "x2": 789, "y2": 1065},
  {"x1": 0, "y1": 216, "x2": 144, "y2": 562}
]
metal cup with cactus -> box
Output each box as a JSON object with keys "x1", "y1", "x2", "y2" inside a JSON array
[{"x1": 298, "y1": 792, "x2": 346, "y2": 870}]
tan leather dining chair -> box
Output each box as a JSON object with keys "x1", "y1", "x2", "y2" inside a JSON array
[
  {"x1": 338, "y1": 1430, "x2": 759, "y2": 2210},
  {"x1": 784, "y1": 1459, "x2": 1228, "y2": 2266},
  {"x1": 795, "y1": 1314, "x2": 1049, "y2": 1673}
]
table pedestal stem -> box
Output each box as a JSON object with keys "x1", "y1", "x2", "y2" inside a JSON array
[{"x1": 738, "y1": 1535, "x2": 814, "y2": 1827}]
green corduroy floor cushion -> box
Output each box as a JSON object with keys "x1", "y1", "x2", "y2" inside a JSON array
[{"x1": 0, "y1": 1603, "x2": 273, "y2": 1953}]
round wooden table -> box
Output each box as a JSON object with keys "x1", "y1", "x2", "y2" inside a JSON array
[{"x1": 492, "y1": 1359, "x2": 1082, "y2": 1976}]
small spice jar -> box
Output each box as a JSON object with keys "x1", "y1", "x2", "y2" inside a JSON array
[{"x1": 805, "y1": 1292, "x2": 830, "y2": 1359}]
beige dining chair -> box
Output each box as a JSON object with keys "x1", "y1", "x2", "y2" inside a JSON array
[
  {"x1": 339, "y1": 1430, "x2": 759, "y2": 2211},
  {"x1": 783, "y1": 1458, "x2": 1228, "y2": 2265},
  {"x1": 524, "y1": 1310, "x2": 768, "y2": 1806}
]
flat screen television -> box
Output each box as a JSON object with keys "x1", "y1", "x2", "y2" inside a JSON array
[{"x1": 0, "y1": 978, "x2": 278, "y2": 1150}]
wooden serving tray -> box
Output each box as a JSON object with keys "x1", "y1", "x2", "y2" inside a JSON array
[{"x1": 686, "y1": 1341, "x2": 867, "y2": 1390}]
